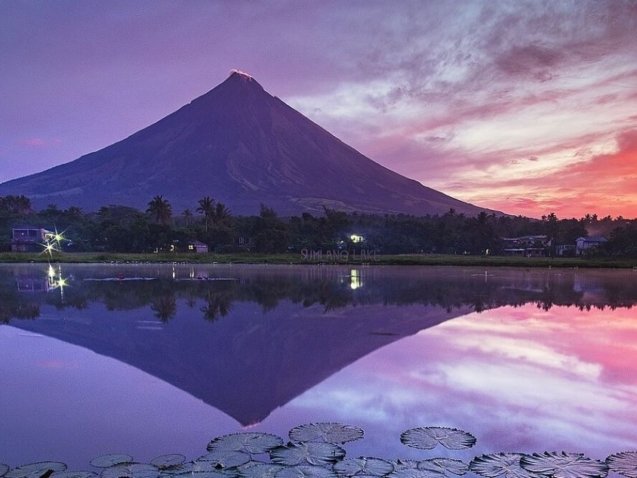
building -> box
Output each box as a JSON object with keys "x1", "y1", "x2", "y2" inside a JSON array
[
  {"x1": 501, "y1": 235, "x2": 550, "y2": 257},
  {"x1": 187, "y1": 241, "x2": 209, "y2": 253},
  {"x1": 576, "y1": 236, "x2": 607, "y2": 256},
  {"x1": 10, "y1": 227, "x2": 52, "y2": 252}
]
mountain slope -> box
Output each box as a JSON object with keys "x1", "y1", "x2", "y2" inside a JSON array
[{"x1": 0, "y1": 71, "x2": 491, "y2": 216}]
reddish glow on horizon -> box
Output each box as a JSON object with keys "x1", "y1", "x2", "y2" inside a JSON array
[{"x1": 473, "y1": 130, "x2": 637, "y2": 218}]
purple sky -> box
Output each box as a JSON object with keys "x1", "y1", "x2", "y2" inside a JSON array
[{"x1": 1, "y1": 0, "x2": 636, "y2": 217}]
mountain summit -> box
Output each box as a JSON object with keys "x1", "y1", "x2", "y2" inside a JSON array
[{"x1": 0, "y1": 71, "x2": 490, "y2": 216}]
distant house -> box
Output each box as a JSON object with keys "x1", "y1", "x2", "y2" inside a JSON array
[
  {"x1": 11, "y1": 227, "x2": 52, "y2": 252},
  {"x1": 187, "y1": 241, "x2": 209, "y2": 253},
  {"x1": 576, "y1": 236, "x2": 607, "y2": 256},
  {"x1": 501, "y1": 235, "x2": 550, "y2": 257}
]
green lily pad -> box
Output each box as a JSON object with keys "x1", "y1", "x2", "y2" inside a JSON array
[
  {"x1": 270, "y1": 443, "x2": 346, "y2": 467},
  {"x1": 521, "y1": 453, "x2": 608, "y2": 478},
  {"x1": 289, "y1": 423, "x2": 363, "y2": 445},
  {"x1": 90, "y1": 456, "x2": 134, "y2": 468},
  {"x1": 333, "y1": 457, "x2": 394, "y2": 476},
  {"x1": 400, "y1": 427, "x2": 476, "y2": 450},
  {"x1": 607, "y1": 452, "x2": 637, "y2": 478},
  {"x1": 6, "y1": 463, "x2": 67, "y2": 478},
  {"x1": 207, "y1": 433, "x2": 284, "y2": 454},
  {"x1": 275, "y1": 465, "x2": 336, "y2": 478},
  {"x1": 419, "y1": 459, "x2": 468, "y2": 476},
  {"x1": 149, "y1": 457, "x2": 185, "y2": 470},
  {"x1": 470, "y1": 454, "x2": 537, "y2": 478},
  {"x1": 197, "y1": 450, "x2": 251, "y2": 469},
  {"x1": 100, "y1": 464, "x2": 159, "y2": 478}
]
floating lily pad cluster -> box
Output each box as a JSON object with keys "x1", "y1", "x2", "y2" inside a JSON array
[{"x1": 2, "y1": 424, "x2": 636, "y2": 478}]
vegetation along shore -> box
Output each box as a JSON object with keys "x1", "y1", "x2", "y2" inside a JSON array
[{"x1": 2, "y1": 194, "x2": 637, "y2": 267}]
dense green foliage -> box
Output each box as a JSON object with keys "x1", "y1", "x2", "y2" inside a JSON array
[{"x1": 1, "y1": 195, "x2": 637, "y2": 257}]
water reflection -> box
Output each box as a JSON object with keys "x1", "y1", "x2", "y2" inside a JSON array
[
  {"x1": 3, "y1": 265, "x2": 637, "y2": 324},
  {"x1": 1, "y1": 264, "x2": 637, "y2": 466}
]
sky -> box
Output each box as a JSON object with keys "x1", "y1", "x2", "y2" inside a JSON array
[{"x1": 1, "y1": 0, "x2": 636, "y2": 218}]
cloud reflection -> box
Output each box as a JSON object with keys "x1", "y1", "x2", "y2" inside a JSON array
[{"x1": 288, "y1": 304, "x2": 637, "y2": 458}]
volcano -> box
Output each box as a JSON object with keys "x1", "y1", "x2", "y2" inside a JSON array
[{"x1": 0, "y1": 71, "x2": 490, "y2": 216}]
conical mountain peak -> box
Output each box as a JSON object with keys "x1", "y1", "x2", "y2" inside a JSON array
[
  {"x1": 0, "y1": 72, "x2": 493, "y2": 216},
  {"x1": 229, "y1": 68, "x2": 255, "y2": 80},
  {"x1": 225, "y1": 69, "x2": 263, "y2": 89}
]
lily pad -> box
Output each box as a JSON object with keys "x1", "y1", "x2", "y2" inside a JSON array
[
  {"x1": 333, "y1": 457, "x2": 394, "y2": 477},
  {"x1": 0, "y1": 465, "x2": 9, "y2": 478},
  {"x1": 389, "y1": 469, "x2": 440, "y2": 478},
  {"x1": 270, "y1": 443, "x2": 346, "y2": 467},
  {"x1": 51, "y1": 473, "x2": 98, "y2": 478},
  {"x1": 207, "y1": 433, "x2": 285, "y2": 454},
  {"x1": 100, "y1": 464, "x2": 159, "y2": 478},
  {"x1": 197, "y1": 450, "x2": 251, "y2": 469},
  {"x1": 6, "y1": 463, "x2": 67, "y2": 478},
  {"x1": 160, "y1": 463, "x2": 194, "y2": 476},
  {"x1": 289, "y1": 423, "x2": 364, "y2": 444},
  {"x1": 186, "y1": 462, "x2": 217, "y2": 474},
  {"x1": 520, "y1": 452, "x2": 608, "y2": 478},
  {"x1": 607, "y1": 452, "x2": 637, "y2": 478},
  {"x1": 90, "y1": 456, "x2": 134, "y2": 468},
  {"x1": 419, "y1": 459, "x2": 468, "y2": 476},
  {"x1": 149, "y1": 456, "x2": 185, "y2": 470},
  {"x1": 391, "y1": 461, "x2": 421, "y2": 471},
  {"x1": 173, "y1": 470, "x2": 227, "y2": 478},
  {"x1": 401, "y1": 427, "x2": 475, "y2": 451},
  {"x1": 275, "y1": 465, "x2": 337, "y2": 478},
  {"x1": 236, "y1": 462, "x2": 285, "y2": 478},
  {"x1": 470, "y1": 454, "x2": 536, "y2": 478}
]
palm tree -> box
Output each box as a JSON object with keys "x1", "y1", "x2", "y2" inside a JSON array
[
  {"x1": 197, "y1": 196, "x2": 215, "y2": 232},
  {"x1": 214, "y1": 202, "x2": 231, "y2": 225},
  {"x1": 147, "y1": 195, "x2": 172, "y2": 225},
  {"x1": 182, "y1": 209, "x2": 193, "y2": 226}
]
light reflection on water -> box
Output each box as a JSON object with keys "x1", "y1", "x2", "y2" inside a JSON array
[{"x1": 0, "y1": 264, "x2": 637, "y2": 468}]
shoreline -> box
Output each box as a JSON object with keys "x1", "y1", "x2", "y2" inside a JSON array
[{"x1": 1, "y1": 252, "x2": 636, "y2": 269}]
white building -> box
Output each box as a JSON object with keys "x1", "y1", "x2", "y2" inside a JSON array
[{"x1": 576, "y1": 236, "x2": 607, "y2": 256}]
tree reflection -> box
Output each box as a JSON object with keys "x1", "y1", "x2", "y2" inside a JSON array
[
  {"x1": 201, "y1": 293, "x2": 232, "y2": 322},
  {"x1": 151, "y1": 294, "x2": 177, "y2": 321},
  {"x1": 2, "y1": 266, "x2": 637, "y2": 324}
]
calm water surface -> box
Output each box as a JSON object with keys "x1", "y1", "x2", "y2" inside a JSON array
[{"x1": 1, "y1": 264, "x2": 637, "y2": 468}]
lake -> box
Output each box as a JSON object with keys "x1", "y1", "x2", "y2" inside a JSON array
[{"x1": 1, "y1": 263, "x2": 637, "y2": 474}]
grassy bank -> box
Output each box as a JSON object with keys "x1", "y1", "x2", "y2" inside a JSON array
[{"x1": 0, "y1": 251, "x2": 636, "y2": 268}]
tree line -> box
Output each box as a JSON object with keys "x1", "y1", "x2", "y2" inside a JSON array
[{"x1": 1, "y1": 194, "x2": 637, "y2": 256}]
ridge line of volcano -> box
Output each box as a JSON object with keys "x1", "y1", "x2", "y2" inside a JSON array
[{"x1": 0, "y1": 71, "x2": 500, "y2": 217}]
